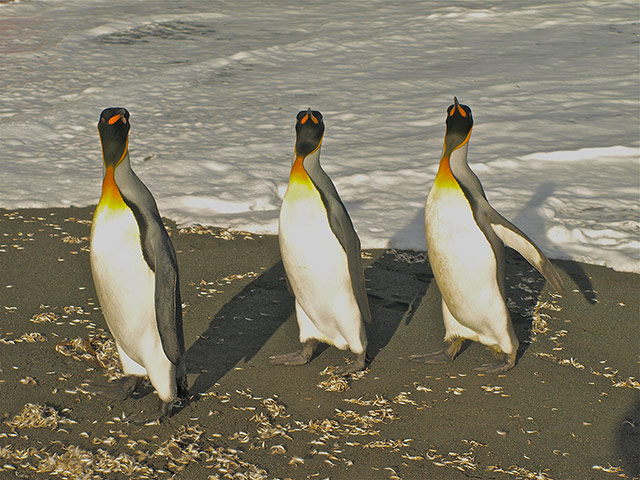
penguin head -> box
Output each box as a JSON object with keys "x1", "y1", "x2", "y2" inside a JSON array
[
  {"x1": 98, "y1": 107, "x2": 130, "y2": 167},
  {"x1": 444, "y1": 97, "x2": 473, "y2": 154},
  {"x1": 295, "y1": 108, "x2": 324, "y2": 157}
]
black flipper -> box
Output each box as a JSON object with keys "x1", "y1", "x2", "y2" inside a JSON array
[{"x1": 305, "y1": 158, "x2": 372, "y2": 323}]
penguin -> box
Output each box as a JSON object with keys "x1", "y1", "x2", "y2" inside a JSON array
[
  {"x1": 271, "y1": 108, "x2": 371, "y2": 374},
  {"x1": 89, "y1": 107, "x2": 188, "y2": 420},
  {"x1": 411, "y1": 97, "x2": 564, "y2": 373}
]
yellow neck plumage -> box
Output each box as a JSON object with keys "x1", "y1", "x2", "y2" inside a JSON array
[
  {"x1": 434, "y1": 128, "x2": 472, "y2": 190},
  {"x1": 289, "y1": 155, "x2": 314, "y2": 189},
  {"x1": 433, "y1": 156, "x2": 459, "y2": 190},
  {"x1": 98, "y1": 166, "x2": 126, "y2": 211},
  {"x1": 97, "y1": 138, "x2": 129, "y2": 211}
]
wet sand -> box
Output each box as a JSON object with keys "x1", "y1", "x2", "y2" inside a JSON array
[{"x1": 0, "y1": 206, "x2": 638, "y2": 479}]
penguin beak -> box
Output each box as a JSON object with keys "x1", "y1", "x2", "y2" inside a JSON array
[
  {"x1": 107, "y1": 109, "x2": 128, "y2": 125},
  {"x1": 300, "y1": 108, "x2": 319, "y2": 125},
  {"x1": 450, "y1": 97, "x2": 467, "y2": 118}
]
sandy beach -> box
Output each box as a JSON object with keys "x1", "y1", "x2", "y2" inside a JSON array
[{"x1": 0, "y1": 206, "x2": 638, "y2": 479}]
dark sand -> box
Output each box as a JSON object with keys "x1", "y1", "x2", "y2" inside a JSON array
[{"x1": 0, "y1": 206, "x2": 638, "y2": 480}]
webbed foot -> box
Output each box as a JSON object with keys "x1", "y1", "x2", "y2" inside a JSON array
[
  {"x1": 129, "y1": 399, "x2": 174, "y2": 425},
  {"x1": 87, "y1": 375, "x2": 143, "y2": 400},
  {"x1": 474, "y1": 351, "x2": 516, "y2": 374},
  {"x1": 269, "y1": 340, "x2": 318, "y2": 366},
  {"x1": 410, "y1": 337, "x2": 464, "y2": 364},
  {"x1": 410, "y1": 350, "x2": 454, "y2": 364},
  {"x1": 177, "y1": 373, "x2": 190, "y2": 402},
  {"x1": 334, "y1": 352, "x2": 368, "y2": 375}
]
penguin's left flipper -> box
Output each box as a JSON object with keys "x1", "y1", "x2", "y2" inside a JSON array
[
  {"x1": 327, "y1": 204, "x2": 372, "y2": 324},
  {"x1": 486, "y1": 210, "x2": 565, "y2": 295},
  {"x1": 306, "y1": 161, "x2": 372, "y2": 324},
  {"x1": 152, "y1": 235, "x2": 185, "y2": 369},
  {"x1": 124, "y1": 191, "x2": 187, "y2": 395},
  {"x1": 127, "y1": 193, "x2": 185, "y2": 371},
  {"x1": 143, "y1": 222, "x2": 188, "y2": 420}
]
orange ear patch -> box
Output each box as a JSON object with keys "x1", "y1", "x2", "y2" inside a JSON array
[{"x1": 456, "y1": 105, "x2": 467, "y2": 117}]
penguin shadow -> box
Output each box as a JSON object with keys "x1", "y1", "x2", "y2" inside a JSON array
[
  {"x1": 364, "y1": 209, "x2": 433, "y2": 361},
  {"x1": 388, "y1": 208, "x2": 427, "y2": 253},
  {"x1": 184, "y1": 262, "x2": 294, "y2": 399},
  {"x1": 510, "y1": 181, "x2": 597, "y2": 304},
  {"x1": 503, "y1": 249, "x2": 555, "y2": 361},
  {"x1": 615, "y1": 396, "x2": 640, "y2": 477},
  {"x1": 498, "y1": 182, "x2": 594, "y2": 361},
  {"x1": 365, "y1": 251, "x2": 431, "y2": 361}
]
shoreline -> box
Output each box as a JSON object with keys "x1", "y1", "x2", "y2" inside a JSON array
[{"x1": 0, "y1": 206, "x2": 638, "y2": 479}]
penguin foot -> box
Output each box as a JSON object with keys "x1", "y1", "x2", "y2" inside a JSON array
[
  {"x1": 177, "y1": 374, "x2": 190, "y2": 402},
  {"x1": 410, "y1": 338, "x2": 464, "y2": 364},
  {"x1": 87, "y1": 375, "x2": 143, "y2": 400},
  {"x1": 130, "y1": 399, "x2": 176, "y2": 425},
  {"x1": 474, "y1": 351, "x2": 516, "y2": 374},
  {"x1": 409, "y1": 350, "x2": 454, "y2": 364},
  {"x1": 334, "y1": 352, "x2": 368, "y2": 375},
  {"x1": 269, "y1": 340, "x2": 318, "y2": 366},
  {"x1": 130, "y1": 410, "x2": 162, "y2": 426}
]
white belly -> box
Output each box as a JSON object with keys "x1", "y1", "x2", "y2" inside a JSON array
[
  {"x1": 90, "y1": 205, "x2": 162, "y2": 373},
  {"x1": 279, "y1": 183, "x2": 363, "y2": 350},
  {"x1": 425, "y1": 186, "x2": 505, "y2": 333}
]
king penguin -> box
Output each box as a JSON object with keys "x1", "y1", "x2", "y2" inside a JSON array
[
  {"x1": 271, "y1": 108, "x2": 371, "y2": 374},
  {"x1": 412, "y1": 98, "x2": 565, "y2": 373},
  {"x1": 90, "y1": 107, "x2": 188, "y2": 420}
]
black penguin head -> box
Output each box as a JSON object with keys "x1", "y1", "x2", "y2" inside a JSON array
[
  {"x1": 98, "y1": 107, "x2": 130, "y2": 167},
  {"x1": 444, "y1": 97, "x2": 473, "y2": 154},
  {"x1": 295, "y1": 108, "x2": 325, "y2": 157}
]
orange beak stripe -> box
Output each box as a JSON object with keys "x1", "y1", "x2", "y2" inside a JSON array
[
  {"x1": 108, "y1": 114, "x2": 121, "y2": 125},
  {"x1": 301, "y1": 112, "x2": 319, "y2": 124}
]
